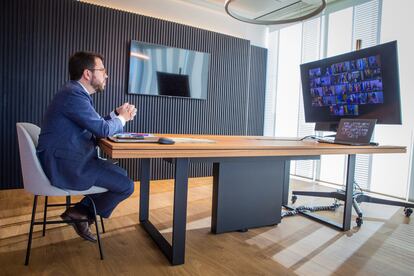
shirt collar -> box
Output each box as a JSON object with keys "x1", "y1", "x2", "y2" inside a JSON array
[{"x1": 77, "y1": 81, "x2": 91, "y2": 96}]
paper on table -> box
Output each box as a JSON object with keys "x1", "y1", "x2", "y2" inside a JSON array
[{"x1": 169, "y1": 138, "x2": 216, "y2": 143}]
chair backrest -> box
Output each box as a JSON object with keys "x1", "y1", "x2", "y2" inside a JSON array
[{"x1": 16, "y1": 122, "x2": 66, "y2": 196}]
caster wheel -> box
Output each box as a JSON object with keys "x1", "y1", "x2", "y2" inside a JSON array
[
  {"x1": 291, "y1": 195, "x2": 297, "y2": 204},
  {"x1": 356, "y1": 217, "x2": 363, "y2": 227},
  {"x1": 404, "y1": 208, "x2": 412, "y2": 217}
]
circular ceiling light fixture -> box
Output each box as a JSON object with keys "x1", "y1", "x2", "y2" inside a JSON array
[{"x1": 225, "y1": 0, "x2": 327, "y2": 25}]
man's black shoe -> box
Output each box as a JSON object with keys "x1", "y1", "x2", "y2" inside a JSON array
[{"x1": 61, "y1": 207, "x2": 97, "y2": 243}]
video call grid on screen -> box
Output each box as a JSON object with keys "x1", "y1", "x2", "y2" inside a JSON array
[{"x1": 308, "y1": 55, "x2": 384, "y2": 117}]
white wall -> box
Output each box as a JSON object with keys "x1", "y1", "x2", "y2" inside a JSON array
[
  {"x1": 370, "y1": 0, "x2": 414, "y2": 198},
  {"x1": 81, "y1": 0, "x2": 268, "y2": 47}
]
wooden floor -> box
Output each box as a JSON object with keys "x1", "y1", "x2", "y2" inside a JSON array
[{"x1": 1, "y1": 177, "x2": 413, "y2": 276}]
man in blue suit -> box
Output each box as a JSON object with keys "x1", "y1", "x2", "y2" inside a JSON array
[{"x1": 37, "y1": 52, "x2": 137, "y2": 242}]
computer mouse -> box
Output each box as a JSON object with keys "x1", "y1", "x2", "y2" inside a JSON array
[{"x1": 158, "y1": 137, "x2": 175, "y2": 145}]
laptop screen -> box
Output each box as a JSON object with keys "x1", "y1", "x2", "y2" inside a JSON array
[{"x1": 335, "y1": 119, "x2": 377, "y2": 145}]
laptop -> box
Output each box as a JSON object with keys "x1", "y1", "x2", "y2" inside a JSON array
[
  {"x1": 108, "y1": 132, "x2": 160, "y2": 143},
  {"x1": 318, "y1": 119, "x2": 377, "y2": 146}
]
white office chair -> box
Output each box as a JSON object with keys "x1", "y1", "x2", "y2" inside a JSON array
[{"x1": 16, "y1": 122, "x2": 108, "y2": 265}]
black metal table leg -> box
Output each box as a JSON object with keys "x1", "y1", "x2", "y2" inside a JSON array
[
  {"x1": 342, "y1": 154, "x2": 355, "y2": 231},
  {"x1": 171, "y1": 158, "x2": 189, "y2": 265},
  {"x1": 139, "y1": 158, "x2": 189, "y2": 265},
  {"x1": 139, "y1": 159, "x2": 150, "y2": 222}
]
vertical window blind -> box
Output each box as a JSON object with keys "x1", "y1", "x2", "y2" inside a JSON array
[{"x1": 352, "y1": 0, "x2": 381, "y2": 190}]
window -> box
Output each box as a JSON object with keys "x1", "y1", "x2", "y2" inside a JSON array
[{"x1": 266, "y1": 0, "x2": 395, "y2": 194}]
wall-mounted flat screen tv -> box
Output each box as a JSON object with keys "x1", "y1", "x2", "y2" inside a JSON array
[
  {"x1": 300, "y1": 40, "x2": 401, "y2": 131},
  {"x1": 128, "y1": 40, "x2": 210, "y2": 99}
]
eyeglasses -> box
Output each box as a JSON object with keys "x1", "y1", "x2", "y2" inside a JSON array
[{"x1": 88, "y1": 68, "x2": 107, "y2": 74}]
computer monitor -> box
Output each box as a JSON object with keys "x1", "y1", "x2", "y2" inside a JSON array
[{"x1": 300, "y1": 41, "x2": 401, "y2": 131}]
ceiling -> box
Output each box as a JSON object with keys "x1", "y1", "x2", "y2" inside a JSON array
[{"x1": 179, "y1": 0, "x2": 341, "y2": 22}]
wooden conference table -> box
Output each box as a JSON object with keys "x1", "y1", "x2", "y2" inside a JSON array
[{"x1": 99, "y1": 135, "x2": 405, "y2": 265}]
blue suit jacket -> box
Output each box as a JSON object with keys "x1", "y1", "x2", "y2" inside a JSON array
[{"x1": 37, "y1": 81, "x2": 124, "y2": 190}]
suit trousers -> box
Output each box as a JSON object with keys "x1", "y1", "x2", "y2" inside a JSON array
[{"x1": 77, "y1": 159, "x2": 134, "y2": 218}]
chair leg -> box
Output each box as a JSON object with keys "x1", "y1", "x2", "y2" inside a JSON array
[
  {"x1": 100, "y1": 216, "x2": 105, "y2": 233},
  {"x1": 42, "y1": 196, "x2": 48, "y2": 236},
  {"x1": 66, "y1": 196, "x2": 71, "y2": 210},
  {"x1": 25, "y1": 195, "x2": 38, "y2": 266},
  {"x1": 86, "y1": 195, "x2": 104, "y2": 260}
]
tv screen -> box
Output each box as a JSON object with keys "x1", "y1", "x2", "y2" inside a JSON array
[
  {"x1": 300, "y1": 41, "x2": 401, "y2": 131},
  {"x1": 128, "y1": 41, "x2": 210, "y2": 99}
]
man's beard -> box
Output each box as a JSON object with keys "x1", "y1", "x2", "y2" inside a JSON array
[{"x1": 91, "y1": 78, "x2": 105, "y2": 93}]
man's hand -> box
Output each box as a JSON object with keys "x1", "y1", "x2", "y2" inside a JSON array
[{"x1": 116, "y1": 103, "x2": 137, "y2": 122}]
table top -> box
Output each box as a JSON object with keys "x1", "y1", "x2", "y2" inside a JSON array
[{"x1": 99, "y1": 135, "x2": 406, "y2": 159}]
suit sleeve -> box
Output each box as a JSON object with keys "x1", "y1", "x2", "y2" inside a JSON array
[{"x1": 63, "y1": 93, "x2": 124, "y2": 138}]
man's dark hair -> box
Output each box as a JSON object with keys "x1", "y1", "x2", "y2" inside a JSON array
[{"x1": 68, "y1": 51, "x2": 104, "y2": 80}]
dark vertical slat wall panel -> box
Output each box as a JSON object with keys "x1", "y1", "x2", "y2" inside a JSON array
[
  {"x1": 0, "y1": 0, "x2": 6, "y2": 188},
  {"x1": 1, "y1": 0, "x2": 76, "y2": 189},
  {"x1": 247, "y1": 46, "x2": 267, "y2": 135},
  {"x1": 1, "y1": 0, "x2": 267, "y2": 189}
]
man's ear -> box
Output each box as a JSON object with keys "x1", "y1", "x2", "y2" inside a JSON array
[{"x1": 82, "y1": 69, "x2": 92, "y2": 81}]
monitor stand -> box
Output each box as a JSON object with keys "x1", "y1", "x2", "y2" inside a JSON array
[{"x1": 314, "y1": 122, "x2": 338, "y2": 132}]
